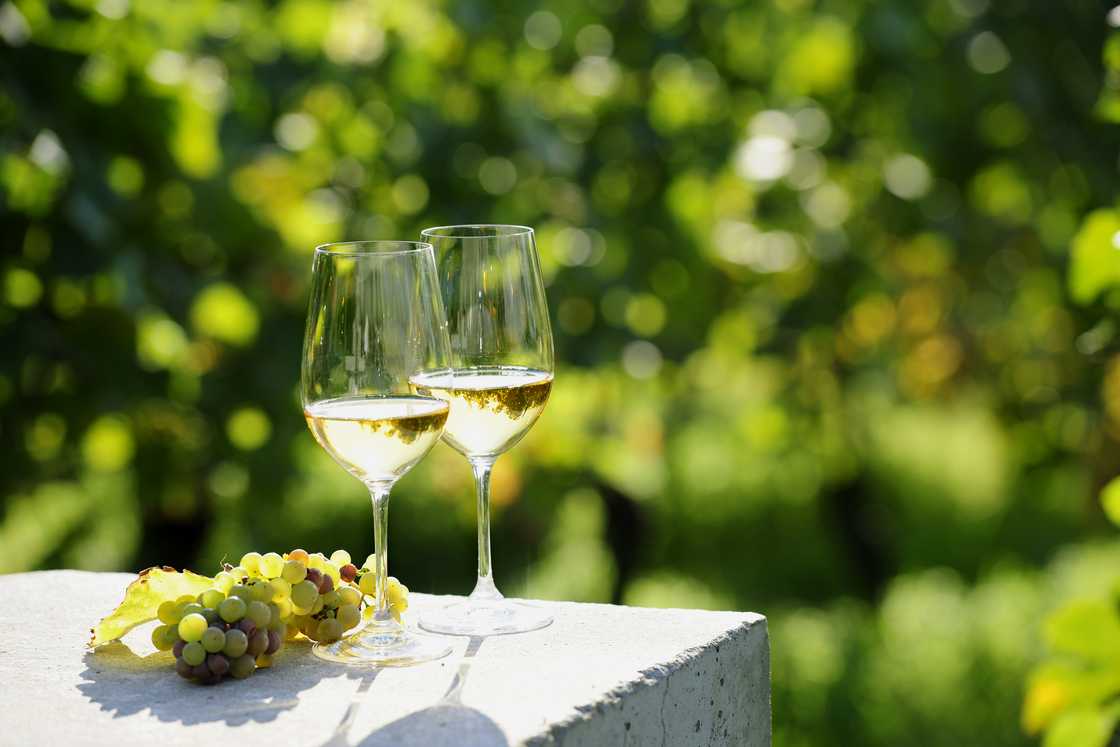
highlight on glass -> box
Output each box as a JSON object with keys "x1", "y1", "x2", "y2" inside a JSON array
[
  {"x1": 301, "y1": 240, "x2": 454, "y2": 665},
  {"x1": 413, "y1": 225, "x2": 555, "y2": 636}
]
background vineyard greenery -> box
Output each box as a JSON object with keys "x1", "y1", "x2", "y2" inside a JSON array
[{"x1": 2, "y1": 0, "x2": 1120, "y2": 744}]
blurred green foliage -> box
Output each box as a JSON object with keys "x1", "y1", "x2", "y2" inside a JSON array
[
  {"x1": 2, "y1": 0, "x2": 1120, "y2": 744},
  {"x1": 1023, "y1": 483, "x2": 1120, "y2": 747}
]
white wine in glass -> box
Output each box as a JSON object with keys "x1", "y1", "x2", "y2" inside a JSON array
[
  {"x1": 415, "y1": 225, "x2": 555, "y2": 637},
  {"x1": 409, "y1": 366, "x2": 552, "y2": 458},
  {"x1": 301, "y1": 240, "x2": 454, "y2": 666}
]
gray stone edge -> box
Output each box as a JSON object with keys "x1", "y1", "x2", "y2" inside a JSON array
[{"x1": 522, "y1": 611, "x2": 768, "y2": 746}]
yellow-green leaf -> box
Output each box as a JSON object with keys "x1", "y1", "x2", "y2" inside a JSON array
[
  {"x1": 1102, "y1": 477, "x2": 1120, "y2": 528},
  {"x1": 1044, "y1": 706, "x2": 1118, "y2": 747},
  {"x1": 89, "y1": 567, "x2": 214, "y2": 648},
  {"x1": 1044, "y1": 599, "x2": 1120, "y2": 661},
  {"x1": 1069, "y1": 209, "x2": 1120, "y2": 305}
]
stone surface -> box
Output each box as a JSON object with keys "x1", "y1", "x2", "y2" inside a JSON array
[{"x1": 0, "y1": 571, "x2": 769, "y2": 746}]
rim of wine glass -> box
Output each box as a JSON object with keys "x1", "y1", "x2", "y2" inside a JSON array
[
  {"x1": 420, "y1": 224, "x2": 534, "y2": 239},
  {"x1": 313, "y1": 240, "x2": 434, "y2": 256}
]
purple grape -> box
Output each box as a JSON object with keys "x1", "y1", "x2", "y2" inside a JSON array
[
  {"x1": 190, "y1": 663, "x2": 210, "y2": 679},
  {"x1": 340, "y1": 563, "x2": 357, "y2": 582},
  {"x1": 247, "y1": 629, "x2": 269, "y2": 656},
  {"x1": 176, "y1": 658, "x2": 193, "y2": 679},
  {"x1": 305, "y1": 568, "x2": 322, "y2": 586},
  {"x1": 207, "y1": 653, "x2": 230, "y2": 677},
  {"x1": 237, "y1": 619, "x2": 257, "y2": 638},
  {"x1": 172, "y1": 639, "x2": 186, "y2": 659},
  {"x1": 318, "y1": 574, "x2": 333, "y2": 594},
  {"x1": 265, "y1": 630, "x2": 281, "y2": 655}
]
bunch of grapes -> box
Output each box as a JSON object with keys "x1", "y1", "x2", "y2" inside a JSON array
[
  {"x1": 147, "y1": 548, "x2": 409, "y2": 683},
  {"x1": 150, "y1": 587, "x2": 283, "y2": 684}
]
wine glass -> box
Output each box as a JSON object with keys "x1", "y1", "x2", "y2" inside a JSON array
[
  {"x1": 412, "y1": 225, "x2": 554, "y2": 636},
  {"x1": 301, "y1": 240, "x2": 453, "y2": 666}
]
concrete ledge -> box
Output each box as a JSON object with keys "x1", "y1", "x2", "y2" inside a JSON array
[{"x1": 0, "y1": 571, "x2": 770, "y2": 746}]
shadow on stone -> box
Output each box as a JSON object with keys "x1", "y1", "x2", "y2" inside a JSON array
[
  {"x1": 355, "y1": 703, "x2": 508, "y2": 747},
  {"x1": 77, "y1": 639, "x2": 371, "y2": 726},
  {"x1": 350, "y1": 636, "x2": 507, "y2": 747}
]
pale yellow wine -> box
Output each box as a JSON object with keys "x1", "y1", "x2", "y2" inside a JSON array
[
  {"x1": 410, "y1": 366, "x2": 552, "y2": 457},
  {"x1": 304, "y1": 396, "x2": 449, "y2": 483}
]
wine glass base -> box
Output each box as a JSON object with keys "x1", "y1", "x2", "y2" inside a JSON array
[
  {"x1": 312, "y1": 626, "x2": 452, "y2": 667},
  {"x1": 418, "y1": 599, "x2": 553, "y2": 637}
]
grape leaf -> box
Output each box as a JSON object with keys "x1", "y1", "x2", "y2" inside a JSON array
[{"x1": 89, "y1": 566, "x2": 214, "y2": 649}]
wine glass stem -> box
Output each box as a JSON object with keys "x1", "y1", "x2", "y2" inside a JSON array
[
  {"x1": 470, "y1": 457, "x2": 502, "y2": 601},
  {"x1": 368, "y1": 484, "x2": 394, "y2": 624}
]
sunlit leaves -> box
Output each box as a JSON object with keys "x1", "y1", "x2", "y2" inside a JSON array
[
  {"x1": 778, "y1": 17, "x2": 856, "y2": 96},
  {"x1": 1102, "y1": 477, "x2": 1120, "y2": 527},
  {"x1": 1069, "y1": 209, "x2": 1120, "y2": 305},
  {"x1": 1044, "y1": 599, "x2": 1120, "y2": 661},
  {"x1": 190, "y1": 283, "x2": 259, "y2": 346}
]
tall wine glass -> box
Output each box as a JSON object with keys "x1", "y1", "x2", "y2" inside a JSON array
[
  {"x1": 412, "y1": 225, "x2": 554, "y2": 636},
  {"x1": 301, "y1": 240, "x2": 453, "y2": 666}
]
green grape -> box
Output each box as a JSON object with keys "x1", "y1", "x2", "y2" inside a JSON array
[
  {"x1": 175, "y1": 594, "x2": 196, "y2": 606},
  {"x1": 214, "y1": 571, "x2": 236, "y2": 593},
  {"x1": 308, "y1": 553, "x2": 327, "y2": 571},
  {"x1": 387, "y1": 579, "x2": 408, "y2": 606},
  {"x1": 329, "y1": 549, "x2": 351, "y2": 567},
  {"x1": 223, "y1": 629, "x2": 249, "y2": 658},
  {"x1": 247, "y1": 601, "x2": 272, "y2": 628},
  {"x1": 338, "y1": 586, "x2": 361, "y2": 608},
  {"x1": 270, "y1": 599, "x2": 291, "y2": 622},
  {"x1": 230, "y1": 654, "x2": 256, "y2": 679},
  {"x1": 260, "y1": 552, "x2": 284, "y2": 578},
  {"x1": 200, "y1": 588, "x2": 225, "y2": 609},
  {"x1": 291, "y1": 580, "x2": 318, "y2": 609},
  {"x1": 218, "y1": 596, "x2": 248, "y2": 623},
  {"x1": 310, "y1": 595, "x2": 325, "y2": 615},
  {"x1": 268, "y1": 578, "x2": 291, "y2": 602},
  {"x1": 268, "y1": 615, "x2": 287, "y2": 634},
  {"x1": 317, "y1": 618, "x2": 343, "y2": 642},
  {"x1": 157, "y1": 601, "x2": 181, "y2": 625},
  {"x1": 358, "y1": 573, "x2": 376, "y2": 596},
  {"x1": 151, "y1": 624, "x2": 175, "y2": 651},
  {"x1": 201, "y1": 626, "x2": 226, "y2": 653},
  {"x1": 322, "y1": 564, "x2": 341, "y2": 587},
  {"x1": 287, "y1": 548, "x2": 310, "y2": 564},
  {"x1": 321, "y1": 590, "x2": 339, "y2": 609},
  {"x1": 249, "y1": 581, "x2": 273, "y2": 604},
  {"x1": 240, "y1": 552, "x2": 262, "y2": 577},
  {"x1": 182, "y1": 641, "x2": 206, "y2": 666},
  {"x1": 337, "y1": 604, "x2": 361, "y2": 632},
  {"x1": 177, "y1": 613, "x2": 208, "y2": 643},
  {"x1": 227, "y1": 565, "x2": 249, "y2": 581},
  {"x1": 229, "y1": 584, "x2": 251, "y2": 600},
  {"x1": 181, "y1": 602, "x2": 204, "y2": 618},
  {"x1": 281, "y1": 560, "x2": 307, "y2": 584}
]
